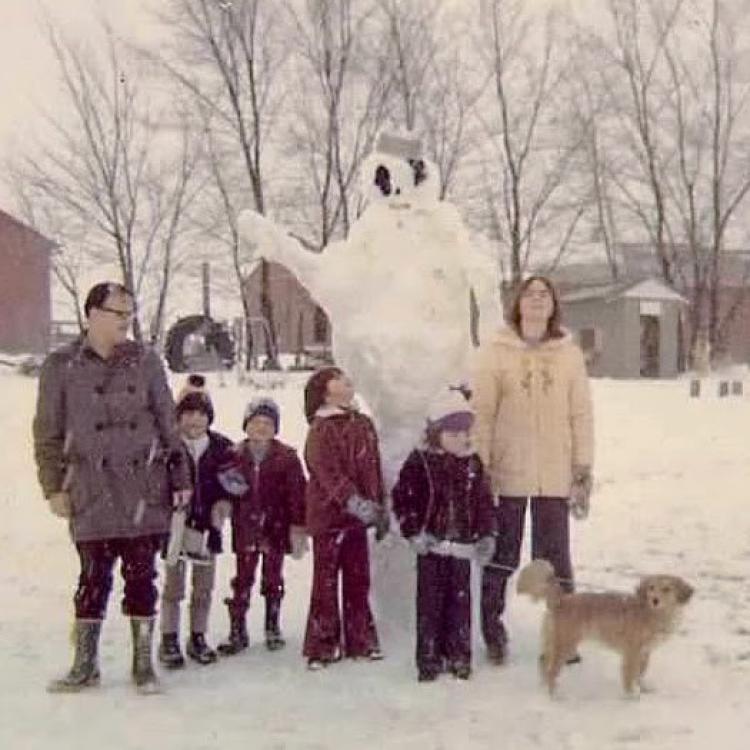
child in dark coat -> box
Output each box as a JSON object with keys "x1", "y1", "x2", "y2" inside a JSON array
[
  {"x1": 392, "y1": 388, "x2": 496, "y2": 682},
  {"x1": 159, "y1": 383, "x2": 235, "y2": 668},
  {"x1": 301, "y1": 367, "x2": 387, "y2": 670},
  {"x1": 217, "y1": 397, "x2": 307, "y2": 654}
]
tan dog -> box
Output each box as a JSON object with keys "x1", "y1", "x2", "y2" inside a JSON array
[{"x1": 517, "y1": 560, "x2": 693, "y2": 697}]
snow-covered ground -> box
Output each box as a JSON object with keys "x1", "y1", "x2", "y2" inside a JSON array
[{"x1": 2, "y1": 369, "x2": 749, "y2": 750}]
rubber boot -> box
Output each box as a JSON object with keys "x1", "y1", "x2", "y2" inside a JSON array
[{"x1": 47, "y1": 619, "x2": 102, "y2": 693}]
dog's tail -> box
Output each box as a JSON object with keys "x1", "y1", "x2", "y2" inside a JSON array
[{"x1": 516, "y1": 559, "x2": 563, "y2": 607}]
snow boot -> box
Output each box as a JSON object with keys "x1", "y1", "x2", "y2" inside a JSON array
[
  {"x1": 264, "y1": 598, "x2": 286, "y2": 651},
  {"x1": 130, "y1": 617, "x2": 161, "y2": 694},
  {"x1": 217, "y1": 606, "x2": 249, "y2": 656},
  {"x1": 158, "y1": 632, "x2": 185, "y2": 670},
  {"x1": 417, "y1": 665, "x2": 439, "y2": 683},
  {"x1": 186, "y1": 632, "x2": 218, "y2": 665},
  {"x1": 450, "y1": 663, "x2": 472, "y2": 680},
  {"x1": 47, "y1": 619, "x2": 102, "y2": 693}
]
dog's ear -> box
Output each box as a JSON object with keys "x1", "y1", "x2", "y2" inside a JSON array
[{"x1": 674, "y1": 578, "x2": 694, "y2": 604}]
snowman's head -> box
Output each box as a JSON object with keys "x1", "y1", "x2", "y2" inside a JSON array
[{"x1": 362, "y1": 132, "x2": 439, "y2": 209}]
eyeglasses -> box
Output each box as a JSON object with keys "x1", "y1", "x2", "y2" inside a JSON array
[{"x1": 98, "y1": 306, "x2": 135, "y2": 320}]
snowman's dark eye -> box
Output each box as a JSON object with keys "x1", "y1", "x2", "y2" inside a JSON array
[
  {"x1": 409, "y1": 159, "x2": 426, "y2": 186},
  {"x1": 374, "y1": 165, "x2": 392, "y2": 196}
]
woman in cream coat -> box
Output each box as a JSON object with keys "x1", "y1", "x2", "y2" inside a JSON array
[{"x1": 471, "y1": 276, "x2": 594, "y2": 664}]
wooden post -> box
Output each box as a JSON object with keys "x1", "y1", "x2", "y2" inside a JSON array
[{"x1": 202, "y1": 262, "x2": 210, "y2": 318}]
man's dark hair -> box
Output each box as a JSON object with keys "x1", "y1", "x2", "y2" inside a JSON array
[{"x1": 83, "y1": 282, "x2": 134, "y2": 318}]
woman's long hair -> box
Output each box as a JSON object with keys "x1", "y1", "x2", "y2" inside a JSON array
[{"x1": 508, "y1": 275, "x2": 565, "y2": 340}]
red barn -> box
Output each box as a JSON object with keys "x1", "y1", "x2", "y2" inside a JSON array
[
  {"x1": 0, "y1": 209, "x2": 54, "y2": 353},
  {"x1": 244, "y1": 260, "x2": 332, "y2": 359}
]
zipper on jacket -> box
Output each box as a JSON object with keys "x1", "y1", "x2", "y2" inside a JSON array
[{"x1": 533, "y1": 360, "x2": 543, "y2": 496}]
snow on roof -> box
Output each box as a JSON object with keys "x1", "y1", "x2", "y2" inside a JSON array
[
  {"x1": 621, "y1": 278, "x2": 688, "y2": 303},
  {"x1": 561, "y1": 276, "x2": 687, "y2": 304},
  {"x1": 560, "y1": 282, "x2": 624, "y2": 303}
]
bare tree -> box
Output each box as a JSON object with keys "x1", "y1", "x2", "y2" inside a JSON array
[
  {"x1": 149, "y1": 0, "x2": 287, "y2": 367},
  {"x1": 377, "y1": 0, "x2": 439, "y2": 131},
  {"x1": 660, "y1": 0, "x2": 750, "y2": 359},
  {"x1": 421, "y1": 44, "x2": 487, "y2": 200},
  {"x1": 146, "y1": 121, "x2": 205, "y2": 346},
  {"x1": 586, "y1": 0, "x2": 689, "y2": 288},
  {"x1": 280, "y1": 0, "x2": 394, "y2": 248},
  {"x1": 378, "y1": 1, "x2": 485, "y2": 199},
  {"x1": 563, "y1": 32, "x2": 624, "y2": 280},
  {"x1": 197, "y1": 115, "x2": 263, "y2": 369},
  {"x1": 585, "y1": 0, "x2": 750, "y2": 363},
  {"x1": 473, "y1": 0, "x2": 588, "y2": 287},
  {"x1": 6, "y1": 19, "x2": 199, "y2": 343}
]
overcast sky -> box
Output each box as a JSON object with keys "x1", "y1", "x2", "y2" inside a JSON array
[
  {"x1": 0, "y1": 0, "x2": 162, "y2": 207},
  {"x1": 0, "y1": 0, "x2": 598, "y2": 209}
]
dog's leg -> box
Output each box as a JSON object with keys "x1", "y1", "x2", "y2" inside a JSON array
[
  {"x1": 538, "y1": 617, "x2": 557, "y2": 694},
  {"x1": 542, "y1": 634, "x2": 570, "y2": 698},
  {"x1": 637, "y1": 651, "x2": 655, "y2": 693},
  {"x1": 621, "y1": 648, "x2": 642, "y2": 698}
]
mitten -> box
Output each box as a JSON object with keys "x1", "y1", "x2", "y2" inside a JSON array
[
  {"x1": 408, "y1": 532, "x2": 438, "y2": 556},
  {"x1": 48, "y1": 492, "x2": 72, "y2": 519},
  {"x1": 290, "y1": 525, "x2": 309, "y2": 560},
  {"x1": 569, "y1": 465, "x2": 593, "y2": 520},
  {"x1": 218, "y1": 466, "x2": 249, "y2": 497},
  {"x1": 346, "y1": 495, "x2": 379, "y2": 525},
  {"x1": 211, "y1": 499, "x2": 232, "y2": 529},
  {"x1": 474, "y1": 535, "x2": 496, "y2": 566}
]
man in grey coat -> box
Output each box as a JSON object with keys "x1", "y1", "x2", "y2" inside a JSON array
[{"x1": 33, "y1": 282, "x2": 191, "y2": 694}]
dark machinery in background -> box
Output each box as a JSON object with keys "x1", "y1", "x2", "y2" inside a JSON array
[{"x1": 164, "y1": 314, "x2": 235, "y2": 373}]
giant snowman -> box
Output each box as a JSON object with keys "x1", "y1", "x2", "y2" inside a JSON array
[{"x1": 238, "y1": 132, "x2": 503, "y2": 491}]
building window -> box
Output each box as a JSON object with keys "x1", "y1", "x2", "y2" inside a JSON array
[
  {"x1": 640, "y1": 300, "x2": 662, "y2": 316},
  {"x1": 313, "y1": 306, "x2": 328, "y2": 344}
]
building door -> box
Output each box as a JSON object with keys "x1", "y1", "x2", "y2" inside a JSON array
[{"x1": 640, "y1": 315, "x2": 660, "y2": 377}]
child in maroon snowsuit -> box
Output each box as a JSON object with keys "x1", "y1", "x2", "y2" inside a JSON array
[
  {"x1": 217, "y1": 397, "x2": 307, "y2": 653},
  {"x1": 392, "y1": 388, "x2": 496, "y2": 682},
  {"x1": 302, "y1": 367, "x2": 386, "y2": 670}
]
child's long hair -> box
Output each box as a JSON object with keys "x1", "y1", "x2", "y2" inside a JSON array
[{"x1": 304, "y1": 366, "x2": 343, "y2": 424}]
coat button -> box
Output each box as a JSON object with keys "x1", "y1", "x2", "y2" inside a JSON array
[
  {"x1": 94, "y1": 385, "x2": 104, "y2": 395},
  {"x1": 130, "y1": 421, "x2": 137, "y2": 430},
  {"x1": 95, "y1": 422, "x2": 104, "y2": 431},
  {"x1": 101, "y1": 457, "x2": 109, "y2": 468},
  {"x1": 127, "y1": 384, "x2": 136, "y2": 394}
]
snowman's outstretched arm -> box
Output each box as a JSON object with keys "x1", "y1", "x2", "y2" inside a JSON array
[{"x1": 238, "y1": 209, "x2": 324, "y2": 295}]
